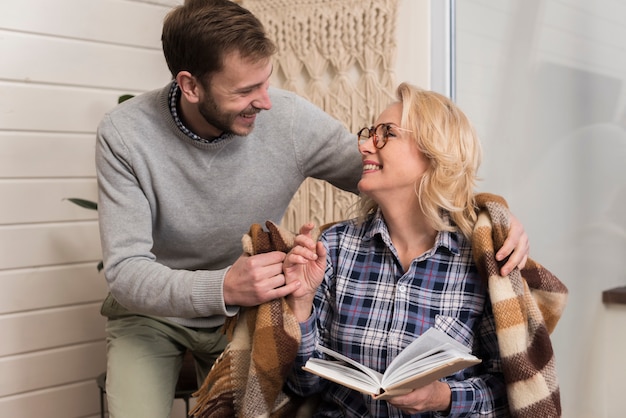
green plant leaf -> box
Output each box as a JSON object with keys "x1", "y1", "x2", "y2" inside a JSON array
[
  {"x1": 65, "y1": 198, "x2": 98, "y2": 211},
  {"x1": 118, "y1": 94, "x2": 135, "y2": 104}
]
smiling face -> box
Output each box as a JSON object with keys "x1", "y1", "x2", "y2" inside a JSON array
[
  {"x1": 357, "y1": 102, "x2": 430, "y2": 204},
  {"x1": 195, "y1": 50, "x2": 273, "y2": 137}
]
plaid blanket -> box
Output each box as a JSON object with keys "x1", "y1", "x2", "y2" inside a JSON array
[
  {"x1": 191, "y1": 221, "x2": 304, "y2": 417},
  {"x1": 472, "y1": 193, "x2": 568, "y2": 417}
]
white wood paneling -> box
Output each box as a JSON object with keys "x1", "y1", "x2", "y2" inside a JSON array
[
  {"x1": 0, "y1": 180, "x2": 98, "y2": 224},
  {"x1": 2, "y1": 179, "x2": 98, "y2": 222},
  {"x1": 0, "y1": 133, "x2": 96, "y2": 178},
  {"x1": 0, "y1": 0, "x2": 177, "y2": 414},
  {"x1": 0, "y1": 83, "x2": 136, "y2": 133},
  {"x1": 0, "y1": 0, "x2": 170, "y2": 48},
  {"x1": 0, "y1": 304, "x2": 106, "y2": 357},
  {"x1": 0, "y1": 264, "x2": 106, "y2": 315},
  {"x1": 0, "y1": 381, "x2": 103, "y2": 418},
  {"x1": 0, "y1": 223, "x2": 101, "y2": 270},
  {"x1": 0, "y1": 30, "x2": 171, "y2": 91},
  {"x1": 0, "y1": 342, "x2": 106, "y2": 397}
]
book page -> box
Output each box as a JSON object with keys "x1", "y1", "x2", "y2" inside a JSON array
[
  {"x1": 316, "y1": 344, "x2": 383, "y2": 384},
  {"x1": 383, "y1": 348, "x2": 480, "y2": 388},
  {"x1": 384, "y1": 328, "x2": 471, "y2": 379},
  {"x1": 374, "y1": 356, "x2": 481, "y2": 400},
  {"x1": 383, "y1": 349, "x2": 454, "y2": 384},
  {"x1": 303, "y1": 358, "x2": 382, "y2": 395}
]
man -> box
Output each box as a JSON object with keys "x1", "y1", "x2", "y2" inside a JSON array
[{"x1": 95, "y1": 1, "x2": 529, "y2": 416}]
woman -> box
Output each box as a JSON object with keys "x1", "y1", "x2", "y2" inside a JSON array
[{"x1": 283, "y1": 83, "x2": 509, "y2": 417}]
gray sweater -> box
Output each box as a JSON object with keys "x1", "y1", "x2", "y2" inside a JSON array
[{"x1": 95, "y1": 83, "x2": 361, "y2": 327}]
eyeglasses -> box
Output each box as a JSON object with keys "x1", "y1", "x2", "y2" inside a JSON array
[{"x1": 357, "y1": 123, "x2": 413, "y2": 149}]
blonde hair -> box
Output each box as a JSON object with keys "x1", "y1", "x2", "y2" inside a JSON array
[{"x1": 359, "y1": 83, "x2": 482, "y2": 238}]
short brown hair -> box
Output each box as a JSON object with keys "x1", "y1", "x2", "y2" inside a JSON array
[{"x1": 162, "y1": 0, "x2": 276, "y2": 80}]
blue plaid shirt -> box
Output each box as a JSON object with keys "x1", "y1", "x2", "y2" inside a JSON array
[{"x1": 287, "y1": 210, "x2": 509, "y2": 417}]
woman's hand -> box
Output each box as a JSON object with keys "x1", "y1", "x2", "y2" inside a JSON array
[
  {"x1": 283, "y1": 222, "x2": 326, "y2": 321},
  {"x1": 386, "y1": 381, "x2": 451, "y2": 415}
]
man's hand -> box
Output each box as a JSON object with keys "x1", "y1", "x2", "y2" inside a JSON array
[
  {"x1": 496, "y1": 212, "x2": 530, "y2": 276},
  {"x1": 223, "y1": 251, "x2": 301, "y2": 306}
]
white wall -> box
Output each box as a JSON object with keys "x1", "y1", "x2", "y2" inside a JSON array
[
  {"x1": 0, "y1": 0, "x2": 427, "y2": 417},
  {"x1": 396, "y1": 0, "x2": 431, "y2": 89},
  {"x1": 0, "y1": 0, "x2": 177, "y2": 416},
  {"x1": 456, "y1": 1, "x2": 626, "y2": 417}
]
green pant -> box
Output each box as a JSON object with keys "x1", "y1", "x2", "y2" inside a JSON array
[{"x1": 102, "y1": 296, "x2": 228, "y2": 418}]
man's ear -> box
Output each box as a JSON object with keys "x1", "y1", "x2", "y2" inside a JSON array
[{"x1": 176, "y1": 71, "x2": 201, "y2": 104}]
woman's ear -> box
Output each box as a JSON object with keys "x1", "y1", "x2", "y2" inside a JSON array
[{"x1": 176, "y1": 71, "x2": 201, "y2": 104}]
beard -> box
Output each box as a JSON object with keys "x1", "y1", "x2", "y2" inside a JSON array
[{"x1": 198, "y1": 93, "x2": 259, "y2": 137}]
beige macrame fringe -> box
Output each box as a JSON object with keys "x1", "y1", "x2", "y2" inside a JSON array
[
  {"x1": 245, "y1": 0, "x2": 397, "y2": 126},
  {"x1": 243, "y1": 0, "x2": 399, "y2": 230}
]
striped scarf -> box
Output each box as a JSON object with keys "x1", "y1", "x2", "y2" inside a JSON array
[{"x1": 472, "y1": 193, "x2": 568, "y2": 417}]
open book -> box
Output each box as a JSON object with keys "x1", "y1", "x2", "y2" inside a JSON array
[{"x1": 303, "y1": 327, "x2": 481, "y2": 400}]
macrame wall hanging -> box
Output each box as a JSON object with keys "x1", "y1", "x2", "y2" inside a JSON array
[{"x1": 243, "y1": 0, "x2": 399, "y2": 231}]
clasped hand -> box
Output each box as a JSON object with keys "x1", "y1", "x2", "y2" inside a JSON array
[
  {"x1": 223, "y1": 250, "x2": 299, "y2": 306},
  {"x1": 222, "y1": 222, "x2": 324, "y2": 308}
]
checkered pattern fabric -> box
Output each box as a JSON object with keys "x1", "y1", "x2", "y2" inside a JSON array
[
  {"x1": 191, "y1": 221, "x2": 304, "y2": 418},
  {"x1": 472, "y1": 193, "x2": 568, "y2": 418}
]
